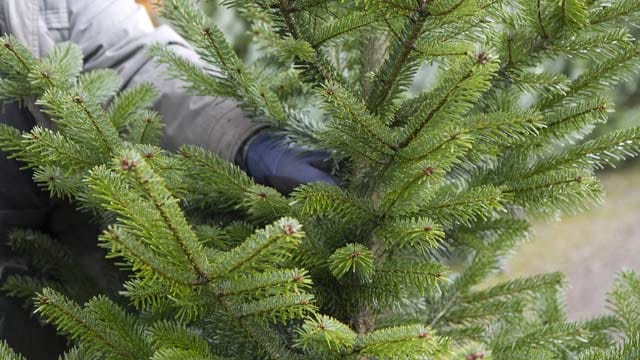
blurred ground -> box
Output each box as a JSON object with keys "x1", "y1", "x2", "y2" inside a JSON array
[{"x1": 501, "y1": 165, "x2": 640, "y2": 320}]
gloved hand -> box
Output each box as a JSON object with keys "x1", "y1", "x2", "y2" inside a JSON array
[{"x1": 240, "y1": 131, "x2": 338, "y2": 194}]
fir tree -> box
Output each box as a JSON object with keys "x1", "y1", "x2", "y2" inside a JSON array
[{"x1": 1, "y1": 0, "x2": 640, "y2": 359}]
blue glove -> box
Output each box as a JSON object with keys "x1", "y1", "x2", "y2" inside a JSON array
[{"x1": 240, "y1": 131, "x2": 338, "y2": 194}]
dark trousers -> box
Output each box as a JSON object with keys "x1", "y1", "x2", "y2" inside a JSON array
[{"x1": 0, "y1": 103, "x2": 105, "y2": 359}]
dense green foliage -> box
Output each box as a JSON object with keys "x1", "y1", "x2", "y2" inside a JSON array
[{"x1": 1, "y1": 0, "x2": 640, "y2": 359}]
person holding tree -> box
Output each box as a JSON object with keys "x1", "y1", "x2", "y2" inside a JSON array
[
  {"x1": 0, "y1": 0, "x2": 640, "y2": 359},
  {"x1": 0, "y1": 0, "x2": 335, "y2": 358}
]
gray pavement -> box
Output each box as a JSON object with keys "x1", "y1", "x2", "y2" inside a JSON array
[{"x1": 502, "y1": 165, "x2": 640, "y2": 320}]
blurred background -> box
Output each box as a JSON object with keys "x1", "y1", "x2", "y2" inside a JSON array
[{"x1": 138, "y1": 0, "x2": 640, "y2": 320}]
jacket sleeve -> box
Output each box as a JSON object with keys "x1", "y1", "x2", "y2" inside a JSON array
[{"x1": 66, "y1": 0, "x2": 264, "y2": 162}]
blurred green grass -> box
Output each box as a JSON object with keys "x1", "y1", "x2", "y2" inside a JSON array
[{"x1": 499, "y1": 164, "x2": 640, "y2": 319}]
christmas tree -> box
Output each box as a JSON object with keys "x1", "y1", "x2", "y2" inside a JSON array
[{"x1": 1, "y1": 0, "x2": 640, "y2": 358}]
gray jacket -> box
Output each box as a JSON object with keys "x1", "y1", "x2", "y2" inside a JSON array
[{"x1": 0, "y1": 0, "x2": 262, "y2": 162}]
